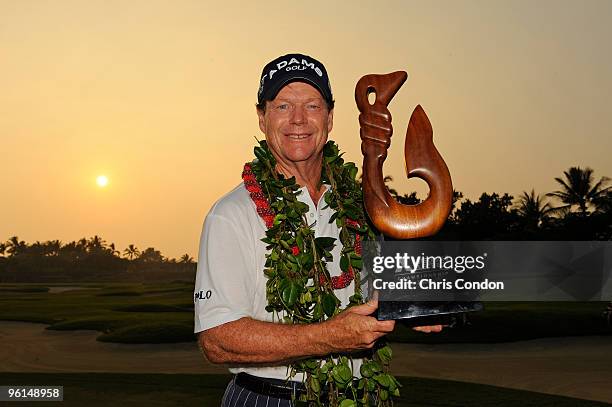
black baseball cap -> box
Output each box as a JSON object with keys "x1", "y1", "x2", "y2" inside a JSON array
[{"x1": 257, "y1": 53, "x2": 334, "y2": 107}]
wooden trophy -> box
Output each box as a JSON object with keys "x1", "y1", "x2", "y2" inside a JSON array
[{"x1": 355, "y1": 71, "x2": 482, "y2": 324}]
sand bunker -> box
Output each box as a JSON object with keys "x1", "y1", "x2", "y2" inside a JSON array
[{"x1": 0, "y1": 321, "x2": 223, "y2": 374}]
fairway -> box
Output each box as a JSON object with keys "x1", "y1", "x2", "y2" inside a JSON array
[
  {"x1": 0, "y1": 282, "x2": 195, "y2": 343},
  {"x1": 1, "y1": 283, "x2": 610, "y2": 344},
  {"x1": 2, "y1": 283, "x2": 612, "y2": 405}
]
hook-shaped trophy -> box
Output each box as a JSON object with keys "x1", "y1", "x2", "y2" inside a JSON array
[
  {"x1": 356, "y1": 71, "x2": 482, "y2": 322},
  {"x1": 356, "y1": 71, "x2": 453, "y2": 238}
]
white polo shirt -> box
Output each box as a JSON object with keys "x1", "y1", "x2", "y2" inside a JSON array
[{"x1": 194, "y1": 182, "x2": 361, "y2": 381}]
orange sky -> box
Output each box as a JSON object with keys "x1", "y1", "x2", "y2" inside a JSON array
[{"x1": 1, "y1": 0, "x2": 611, "y2": 259}]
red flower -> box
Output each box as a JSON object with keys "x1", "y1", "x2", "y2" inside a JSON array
[{"x1": 291, "y1": 246, "x2": 300, "y2": 256}]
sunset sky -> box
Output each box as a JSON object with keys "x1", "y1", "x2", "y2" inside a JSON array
[{"x1": 1, "y1": 0, "x2": 611, "y2": 259}]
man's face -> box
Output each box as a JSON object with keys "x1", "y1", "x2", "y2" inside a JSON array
[{"x1": 257, "y1": 82, "x2": 333, "y2": 166}]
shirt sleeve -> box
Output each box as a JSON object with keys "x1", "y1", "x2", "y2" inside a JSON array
[{"x1": 193, "y1": 212, "x2": 256, "y2": 333}]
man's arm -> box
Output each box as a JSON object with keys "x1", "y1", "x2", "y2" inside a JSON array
[{"x1": 199, "y1": 298, "x2": 394, "y2": 365}]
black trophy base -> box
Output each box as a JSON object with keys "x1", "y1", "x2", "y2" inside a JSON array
[{"x1": 376, "y1": 301, "x2": 483, "y2": 326}]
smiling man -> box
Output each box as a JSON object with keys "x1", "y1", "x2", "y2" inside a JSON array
[{"x1": 193, "y1": 53, "x2": 441, "y2": 406}]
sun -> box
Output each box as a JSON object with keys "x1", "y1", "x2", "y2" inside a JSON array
[{"x1": 96, "y1": 175, "x2": 109, "y2": 188}]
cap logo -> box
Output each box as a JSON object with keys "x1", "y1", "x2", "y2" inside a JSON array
[{"x1": 265, "y1": 58, "x2": 324, "y2": 82}]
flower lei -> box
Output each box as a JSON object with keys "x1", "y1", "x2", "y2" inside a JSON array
[
  {"x1": 242, "y1": 139, "x2": 400, "y2": 406},
  {"x1": 243, "y1": 164, "x2": 358, "y2": 290}
]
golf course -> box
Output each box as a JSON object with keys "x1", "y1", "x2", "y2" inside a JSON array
[{"x1": 1, "y1": 283, "x2": 611, "y2": 406}]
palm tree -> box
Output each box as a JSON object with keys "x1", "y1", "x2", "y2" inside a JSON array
[
  {"x1": 179, "y1": 254, "x2": 194, "y2": 264},
  {"x1": 139, "y1": 247, "x2": 164, "y2": 263},
  {"x1": 594, "y1": 190, "x2": 612, "y2": 214},
  {"x1": 29, "y1": 241, "x2": 47, "y2": 256},
  {"x1": 76, "y1": 238, "x2": 88, "y2": 254},
  {"x1": 45, "y1": 240, "x2": 62, "y2": 257},
  {"x1": 108, "y1": 243, "x2": 120, "y2": 257},
  {"x1": 516, "y1": 189, "x2": 553, "y2": 228},
  {"x1": 123, "y1": 244, "x2": 140, "y2": 260},
  {"x1": 383, "y1": 175, "x2": 399, "y2": 197},
  {"x1": 5, "y1": 236, "x2": 26, "y2": 257},
  {"x1": 546, "y1": 167, "x2": 611, "y2": 216},
  {"x1": 87, "y1": 235, "x2": 107, "y2": 253}
]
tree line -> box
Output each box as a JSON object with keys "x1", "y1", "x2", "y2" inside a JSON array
[
  {"x1": 0, "y1": 235, "x2": 195, "y2": 281},
  {"x1": 0, "y1": 235, "x2": 194, "y2": 264},
  {"x1": 389, "y1": 166, "x2": 611, "y2": 240},
  {"x1": 0, "y1": 166, "x2": 610, "y2": 280}
]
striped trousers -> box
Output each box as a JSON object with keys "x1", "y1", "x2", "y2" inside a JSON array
[{"x1": 220, "y1": 376, "x2": 296, "y2": 407}]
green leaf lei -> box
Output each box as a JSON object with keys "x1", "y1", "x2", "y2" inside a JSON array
[{"x1": 245, "y1": 139, "x2": 400, "y2": 406}]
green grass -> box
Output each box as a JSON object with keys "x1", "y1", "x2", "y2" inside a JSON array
[
  {"x1": 97, "y1": 322, "x2": 195, "y2": 343},
  {"x1": 0, "y1": 286, "x2": 50, "y2": 293},
  {"x1": 0, "y1": 373, "x2": 609, "y2": 407},
  {"x1": 1, "y1": 283, "x2": 610, "y2": 344},
  {"x1": 0, "y1": 282, "x2": 195, "y2": 343},
  {"x1": 112, "y1": 304, "x2": 192, "y2": 312}
]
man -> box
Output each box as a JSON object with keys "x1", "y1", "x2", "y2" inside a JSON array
[{"x1": 194, "y1": 53, "x2": 441, "y2": 406}]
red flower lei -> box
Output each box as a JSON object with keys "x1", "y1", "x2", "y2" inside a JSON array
[{"x1": 242, "y1": 163, "x2": 361, "y2": 290}]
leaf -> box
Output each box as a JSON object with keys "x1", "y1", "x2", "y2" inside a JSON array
[
  {"x1": 388, "y1": 376, "x2": 397, "y2": 392},
  {"x1": 348, "y1": 293, "x2": 363, "y2": 305},
  {"x1": 331, "y1": 364, "x2": 352, "y2": 385},
  {"x1": 282, "y1": 282, "x2": 300, "y2": 307},
  {"x1": 339, "y1": 399, "x2": 356, "y2": 407},
  {"x1": 305, "y1": 359, "x2": 319, "y2": 369},
  {"x1": 380, "y1": 389, "x2": 389, "y2": 401},
  {"x1": 324, "y1": 191, "x2": 332, "y2": 205},
  {"x1": 278, "y1": 277, "x2": 290, "y2": 292},
  {"x1": 296, "y1": 234, "x2": 304, "y2": 250},
  {"x1": 347, "y1": 164, "x2": 358, "y2": 181},
  {"x1": 340, "y1": 255, "x2": 349, "y2": 272},
  {"x1": 294, "y1": 202, "x2": 309, "y2": 213},
  {"x1": 312, "y1": 302, "x2": 323, "y2": 320},
  {"x1": 370, "y1": 361, "x2": 383, "y2": 373},
  {"x1": 350, "y1": 257, "x2": 363, "y2": 269},
  {"x1": 360, "y1": 363, "x2": 374, "y2": 378},
  {"x1": 254, "y1": 146, "x2": 267, "y2": 162},
  {"x1": 344, "y1": 207, "x2": 359, "y2": 220},
  {"x1": 314, "y1": 237, "x2": 336, "y2": 251},
  {"x1": 376, "y1": 345, "x2": 393, "y2": 363},
  {"x1": 329, "y1": 212, "x2": 339, "y2": 224},
  {"x1": 300, "y1": 253, "x2": 314, "y2": 271},
  {"x1": 323, "y1": 141, "x2": 335, "y2": 157},
  {"x1": 322, "y1": 293, "x2": 338, "y2": 318},
  {"x1": 374, "y1": 373, "x2": 391, "y2": 388},
  {"x1": 309, "y1": 375, "x2": 321, "y2": 394},
  {"x1": 287, "y1": 208, "x2": 298, "y2": 220},
  {"x1": 324, "y1": 155, "x2": 338, "y2": 164}
]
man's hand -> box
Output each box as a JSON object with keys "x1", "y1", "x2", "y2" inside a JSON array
[{"x1": 322, "y1": 297, "x2": 395, "y2": 352}]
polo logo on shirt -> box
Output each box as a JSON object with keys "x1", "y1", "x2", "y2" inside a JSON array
[{"x1": 194, "y1": 289, "x2": 212, "y2": 302}]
